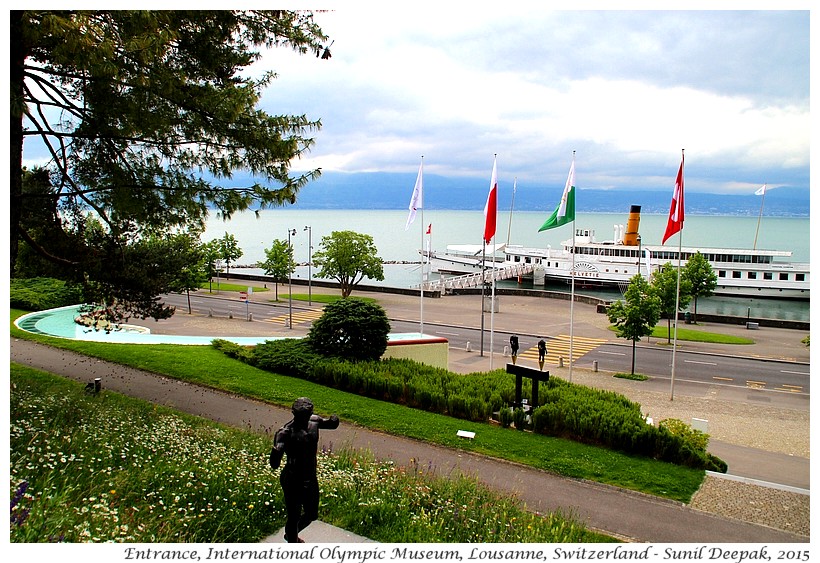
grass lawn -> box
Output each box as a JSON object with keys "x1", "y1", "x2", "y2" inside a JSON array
[
  {"x1": 608, "y1": 323, "x2": 755, "y2": 345},
  {"x1": 10, "y1": 309, "x2": 704, "y2": 503},
  {"x1": 11, "y1": 364, "x2": 612, "y2": 543}
]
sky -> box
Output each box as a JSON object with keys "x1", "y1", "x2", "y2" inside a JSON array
[{"x1": 254, "y1": 3, "x2": 811, "y2": 195}]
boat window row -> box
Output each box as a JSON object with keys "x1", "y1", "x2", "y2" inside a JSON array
[
  {"x1": 651, "y1": 251, "x2": 773, "y2": 264},
  {"x1": 718, "y1": 271, "x2": 806, "y2": 282}
]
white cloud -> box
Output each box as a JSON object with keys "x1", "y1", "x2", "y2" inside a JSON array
[{"x1": 255, "y1": 6, "x2": 810, "y2": 194}]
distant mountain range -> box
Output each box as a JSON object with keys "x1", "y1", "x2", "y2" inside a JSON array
[{"x1": 220, "y1": 171, "x2": 810, "y2": 216}]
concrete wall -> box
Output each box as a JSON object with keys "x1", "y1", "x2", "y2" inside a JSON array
[{"x1": 382, "y1": 337, "x2": 449, "y2": 369}]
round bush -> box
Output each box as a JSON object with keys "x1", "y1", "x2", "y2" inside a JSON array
[{"x1": 307, "y1": 298, "x2": 390, "y2": 361}]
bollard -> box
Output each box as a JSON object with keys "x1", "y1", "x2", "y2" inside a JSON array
[
  {"x1": 558, "y1": 356, "x2": 564, "y2": 368},
  {"x1": 208, "y1": 308, "x2": 213, "y2": 317},
  {"x1": 248, "y1": 313, "x2": 253, "y2": 322},
  {"x1": 228, "y1": 310, "x2": 233, "y2": 319},
  {"x1": 466, "y1": 341, "x2": 472, "y2": 352},
  {"x1": 593, "y1": 360, "x2": 598, "y2": 372},
  {"x1": 503, "y1": 345, "x2": 509, "y2": 357}
]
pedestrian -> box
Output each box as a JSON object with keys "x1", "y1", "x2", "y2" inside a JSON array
[
  {"x1": 538, "y1": 338, "x2": 547, "y2": 370},
  {"x1": 509, "y1": 334, "x2": 519, "y2": 364},
  {"x1": 270, "y1": 397, "x2": 340, "y2": 543}
]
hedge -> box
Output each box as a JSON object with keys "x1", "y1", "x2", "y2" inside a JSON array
[{"x1": 211, "y1": 338, "x2": 726, "y2": 471}]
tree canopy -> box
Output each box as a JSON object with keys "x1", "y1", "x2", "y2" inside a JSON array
[
  {"x1": 11, "y1": 10, "x2": 331, "y2": 320},
  {"x1": 312, "y1": 231, "x2": 385, "y2": 298},
  {"x1": 606, "y1": 274, "x2": 661, "y2": 375},
  {"x1": 259, "y1": 238, "x2": 295, "y2": 300},
  {"x1": 682, "y1": 252, "x2": 717, "y2": 323}
]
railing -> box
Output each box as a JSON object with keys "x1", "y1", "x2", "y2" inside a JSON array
[{"x1": 414, "y1": 263, "x2": 535, "y2": 292}]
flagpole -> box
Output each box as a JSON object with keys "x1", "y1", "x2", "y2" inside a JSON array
[
  {"x1": 670, "y1": 149, "x2": 684, "y2": 401},
  {"x1": 568, "y1": 151, "x2": 576, "y2": 382},
  {"x1": 506, "y1": 178, "x2": 517, "y2": 247},
  {"x1": 419, "y1": 157, "x2": 424, "y2": 336},
  {"x1": 480, "y1": 239, "x2": 486, "y2": 357},
  {"x1": 569, "y1": 219, "x2": 575, "y2": 383},
  {"x1": 490, "y1": 234, "x2": 496, "y2": 370},
  {"x1": 753, "y1": 183, "x2": 766, "y2": 250}
]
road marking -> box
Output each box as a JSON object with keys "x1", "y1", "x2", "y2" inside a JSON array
[
  {"x1": 518, "y1": 334, "x2": 608, "y2": 367},
  {"x1": 780, "y1": 369, "x2": 810, "y2": 376},
  {"x1": 263, "y1": 310, "x2": 324, "y2": 326},
  {"x1": 435, "y1": 331, "x2": 461, "y2": 336},
  {"x1": 684, "y1": 359, "x2": 718, "y2": 366},
  {"x1": 712, "y1": 376, "x2": 733, "y2": 382},
  {"x1": 598, "y1": 350, "x2": 625, "y2": 356}
]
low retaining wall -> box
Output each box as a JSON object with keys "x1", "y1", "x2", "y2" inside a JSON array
[
  {"x1": 226, "y1": 273, "x2": 808, "y2": 331},
  {"x1": 382, "y1": 335, "x2": 449, "y2": 369}
]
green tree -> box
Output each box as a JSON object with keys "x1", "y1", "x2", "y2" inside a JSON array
[
  {"x1": 308, "y1": 299, "x2": 391, "y2": 361},
  {"x1": 312, "y1": 231, "x2": 385, "y2": 298},
  {"x1": 162, "y1": 232, "x2": 210, "y2": 314},
  {"x1": 259, "y1": 238, "x2": 295, "y2": 300},
  {"x1": 682, "y1": 252, "x2": 717, "y2": 323},
  {"x1": 201, "y1": 240, "x2": 223, "y2": 292},
  {"x1": 606, "y1": 275, "x2": 661, "y2": 375},
  {"x1": 214, "y1": 233, "x2": 243, "y2": 276},
  {"x1": 11, "y1": 10, "x2": 331, "y2": 320},
  {"x1": 650, "y1": 263, "x2": 693, "y2": 344}
]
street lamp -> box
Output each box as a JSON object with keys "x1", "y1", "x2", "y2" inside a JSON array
[
  {"x1": 637, "y1": 234, "x2": 642, "y2": 277},
  {"x1": 287, "y1": 228, "x2": 296, "y2": 329},
  {"x1": 304, "y1": 225, "x2": 312, "y2": 305}
]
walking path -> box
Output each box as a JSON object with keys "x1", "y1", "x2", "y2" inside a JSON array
[{"x1": 9, "y1": 285, "x2": 810, "y2": 542}]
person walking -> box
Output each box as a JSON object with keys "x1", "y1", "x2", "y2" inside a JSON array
[
  {"x1": 538, "y1": 338, "x2": 547, "y2": 370},
  {"x1": 509, "y1": 334, "x2": 520, "y2": 364}
]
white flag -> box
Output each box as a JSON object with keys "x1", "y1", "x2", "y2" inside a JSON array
[
  {"x1": 405, "y1": 161, "x2": 423, "y2": 230},
  {"x1": 755, "y1": 184, "x2": 767, "y2": 196}
]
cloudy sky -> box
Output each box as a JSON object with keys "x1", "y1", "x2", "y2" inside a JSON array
[{"x1": 257, "y1": 4, "x2": 810, "y2": 195}]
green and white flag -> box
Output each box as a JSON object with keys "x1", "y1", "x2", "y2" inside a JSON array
[{"x1": 539, "y1": 159, "x2": 576, "y2": 232}]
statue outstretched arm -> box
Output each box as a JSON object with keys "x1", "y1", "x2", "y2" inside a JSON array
[{"x1": 269, "y1": 428, "x2": 287, "y2": 470}]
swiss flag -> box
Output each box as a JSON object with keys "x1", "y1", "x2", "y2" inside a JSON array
[{"x1": 662, "y1": 153, "x2": 684, "y2": 244}]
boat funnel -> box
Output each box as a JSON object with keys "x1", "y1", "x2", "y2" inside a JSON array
[{"x1": 623, "y1": 205, "x2": 641, "y2": 246}]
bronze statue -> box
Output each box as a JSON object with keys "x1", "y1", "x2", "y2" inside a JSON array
[{"x1": 270, "y1": 397, "x2": 339, "y2": 543}]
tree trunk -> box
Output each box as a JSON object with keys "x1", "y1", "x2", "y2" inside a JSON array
[
  {"x1": 10, "y1": 11, "x2": 27, "y2": 276},
  {"x1": 631, "y1": 338, "x2": 637, "y2": 375}
]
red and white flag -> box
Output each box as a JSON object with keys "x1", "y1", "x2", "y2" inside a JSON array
[
  {"x1": 483, "y1": 157, "x2": 498, "y2": 244},
  {"x1": 662, "y1": 153, "x2": 685, "y2": 244},
  {"x1": 426, "y1": 223, "x2": 431, "y2": 235}
]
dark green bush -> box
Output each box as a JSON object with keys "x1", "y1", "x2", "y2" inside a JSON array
[
  {"x1": 499, "y1": 407, "x2": 513, "y2": 428},
  {"x1": 10, "y1": 277, "x2": 84, "y2": 311},
  {"x1": 251, "y1": 339, "x2": 322, "y2": 378},
  {"x1": 307, "y1": 298, "x2": 390, "y2": 361},
  {"x1": 211, "y1": 339, "x2": 255, "y2": 364},
  {"x1": 513, "y1": 408, "x2": 527, "y2": 431}
]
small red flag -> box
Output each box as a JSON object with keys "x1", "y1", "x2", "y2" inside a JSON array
[
  {"x1": 426, "y1": 224, "x2": 431, "y2": 235},
  {"x1": 483, "y1": 157, "x2": 498, "y2": 244},
  {"x1": 662, "y1": 153, "x2": 684, "y2": 244}
]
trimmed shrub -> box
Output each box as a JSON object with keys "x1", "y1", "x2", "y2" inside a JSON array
[
  {"x1": 10, "y1": 277, "x2": 84, "y2": 311},
  {"x1": 214, "y1": 339, "x2": 724, "y2": 471},
  {"x1": 307, "y1": 298, "x2": 390, "y2": 361}
]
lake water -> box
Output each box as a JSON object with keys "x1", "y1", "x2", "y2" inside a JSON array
[{"x1": 205, "y1": 209, "x2": 810, "y2": 321}]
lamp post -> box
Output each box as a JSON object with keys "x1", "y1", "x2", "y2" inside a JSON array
[
  {"x1": 304, "y1": 225, "x2": 312, "y2": 305},
  {"x1": 637, "y1": 234, "x2": 642, "y2": 277},
  {"x1": 287, "y1": 228, "x2": 296, "y2": 329}
]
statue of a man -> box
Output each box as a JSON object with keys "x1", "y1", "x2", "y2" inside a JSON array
[{"x1": 269, "y1": 397, "x2": 339, "y2": 543}]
